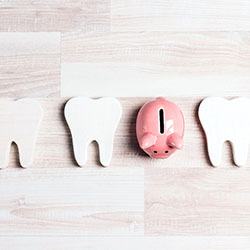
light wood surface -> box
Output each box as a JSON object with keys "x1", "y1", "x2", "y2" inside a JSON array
[
  {"x1": 111, "y1": 0, "x2": 250, "y2": 31},
  {"x1": 0, "y1": 33, "x2": 60, "y2": 97},
  {"x1": 145, "y1": 168, "x2": 250, "y2": 236},
  {"x1": 0, "y1": 0, "x2": 250, "y2": 248},
  {"x1": 0, "y1": 0, "x2": 110, "y2": 32},
  {"x1": 61, "y1": 32, "x2": 250, "y2": 97},
  {"x1": 0, "y1": 168, "x2": 144, "y2": 236},
  {"x1": 0, "y1": 236, "x2": 250, "y2": 250}
]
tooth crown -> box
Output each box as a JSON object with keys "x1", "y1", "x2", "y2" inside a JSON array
[
  {"x1": 64, "y1": 97, "x2": 122, "y2": 167},
  {"x1": 199, "y1": 97, "x2": 250, "y2": 167},
  {"x1": 0, "y1": 98, "x2": 43, "y2": 169}
]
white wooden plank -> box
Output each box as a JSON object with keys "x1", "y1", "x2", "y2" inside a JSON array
[
  {"x1": 0, "y1": 237, "x2": 249, "y2": 250},
  {"x1": 0, "y1": 0, "x2": 110, "y2": 32},
  {"x1": 0, "y1": 168, "x2": 144, "y2": 236},
  {"x1": 145, "y1": 168, "x2": 250, "y2": 235},
  {"x1": 0, "y1": 33, "x2": 60, "y2": 97},
  {"x1": 0, "y1": 33, "x2": 60, "y2": 56},
  {"x1": 61, "y1": 32, "x2": 250, "y2": 97},
  {"x1": 111, "y1": 0, "x2": 250, "y2": 31}
]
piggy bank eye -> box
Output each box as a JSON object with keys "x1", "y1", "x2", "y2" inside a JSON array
[
  {"x1": 165, "y1": 151, "x2": 169, "y2": 154},
  {"x1": 153, "y1": 151, "x2": 158, "y2": 154}
]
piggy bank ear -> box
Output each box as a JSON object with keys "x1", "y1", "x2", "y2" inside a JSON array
[
  {"x1": 167, "y1": 133, "x2": 183, "y2": 150},
  {"x1": 140, "y1": 133, "x2": 157, "y2": 149}
]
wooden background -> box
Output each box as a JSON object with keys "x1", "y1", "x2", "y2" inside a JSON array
[{"x1": 0, "y1": 0, "x2": 250, "y2": 249}]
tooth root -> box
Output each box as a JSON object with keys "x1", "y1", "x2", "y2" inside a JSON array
[
  {"x1": 72, "y1": 136, "x2": 89, "y2": 167},
  {"x1": 98, "y1": 137, "x2": 114, "y2": 167},
  {"x1": 0, "y1": 99, "x2": 43, "y2": 169},
  {"x1": 199, "y1": 97, "x2": 224, "y2": 167},
  {"x1": 15, "y1": 100, "x2": 43, "y2": 168},
  {"x1": 232, "y1": 138, "x2": 249, "y2": 167},
  {"x1": 16, "y1": 137, "x2": 37, "y2": 168},
  {"x1": 206, "y1": 137, "x2": 223, "y2": 167}
]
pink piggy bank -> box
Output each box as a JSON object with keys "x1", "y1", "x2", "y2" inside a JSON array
[{"x1": 136, "y1": 97, "x2": 184, "y2": 159}]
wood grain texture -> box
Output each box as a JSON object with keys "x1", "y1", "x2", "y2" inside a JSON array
[
  {"x1": 111, "y1": 0, "x2": 250, "y2": 31},
  {"x1": 0, "y1": 33, "x2": 60, "y2": 97},
  {"x1": 0, "y1": 168, "x2": 143, "y2": 236},
  {"x1": 0, "y1": 0, "x2": 110, "y2": 32},
  {"x1": 0, "y1": 236, "x2": 250, "y2": 250},
  {"x1": 61, "y1": 32, "x2": 250, "y2": 97},
  {"x1": 1, "y1": 0, "x2": 250, "y2": 246},
  {"x1": 145, "y1": 168, "x2": 250, "y2": 236}
]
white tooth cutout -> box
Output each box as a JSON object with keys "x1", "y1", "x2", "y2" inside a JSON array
[
  {"x1": 0, "y1": 98, "x2": 43, "y2": 169},
  {"x1": 198, "y1": 97, "x2": 250, "y2": 167},
  {"x1": 64, "y1": 97, "x2": 122, "y2": 167}
]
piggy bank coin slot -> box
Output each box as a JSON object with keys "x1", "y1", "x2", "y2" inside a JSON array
[{"x1": 159, "y1": 108, "x2": 165, "y2": 134}]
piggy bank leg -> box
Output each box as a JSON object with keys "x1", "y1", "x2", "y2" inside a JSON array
[{"x1": 140, "y1": 133, "x2": 157, "y2": 149}]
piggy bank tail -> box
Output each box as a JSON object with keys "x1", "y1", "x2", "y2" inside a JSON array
[{"x1": 167, "y1": 133, "x2": 183, "y2": 150}]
